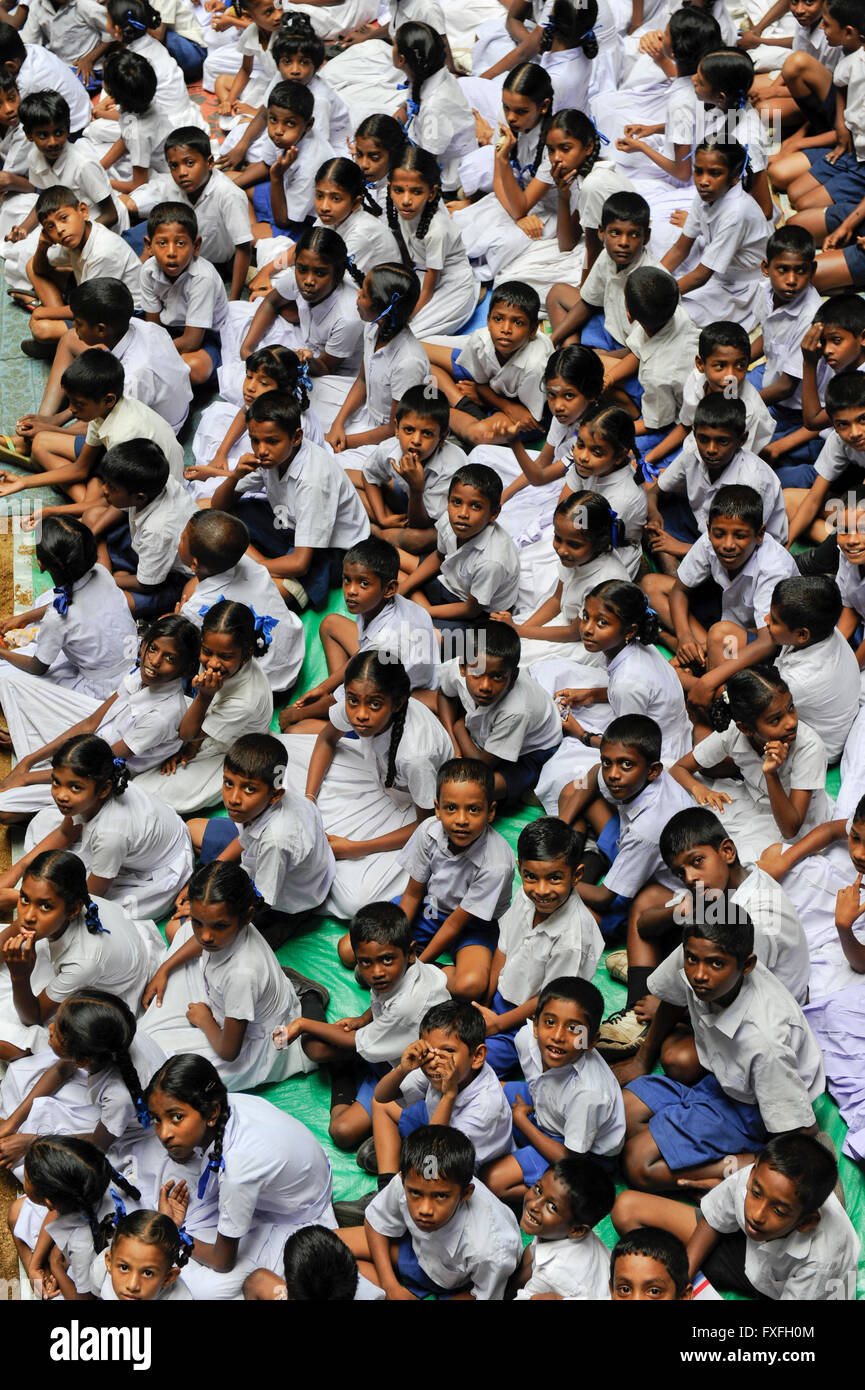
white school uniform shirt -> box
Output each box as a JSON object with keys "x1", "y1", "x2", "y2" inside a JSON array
[
  {"x1": 701, "y1": 105, "x2": 768, "y2": 176},
  {"x1": 49, "y1": 1198, "x2": 116, "y2": 1295},
  {"x1": 19, "y1": 44, "x2": 92, "y2": 131},
  {"x1": 775, "y1": 629, "x2": 861, "y2": 763},
  {"x1": 235, "y1": 436, "x2": 370, "y2": 549},
  {"x1": 45, "y1": 896, "x2": 155, "y2": 1012},
  {"x1": 662, "y1": 76, "x2": 698, "y2": 169},
  {"x1": 509, "y1": 127, "x2": 557, "y2": 220},
  {"x1": 270, "y1": 268, "x2": 363, "y2": 373},
  {"x1": 139, "y1": 255, "x2": 228, "y2": 335},
  {"x1": 355, "y1": 593, "x2": 439, "y2": 691},
  {"x1": 438, "y1": 659, "x2": 563, "y2": 760},
  {"x1": 794, "y1": 17, "x2": 841, "y2": 70},
  {"x1": 647, "y1": 956, "x2": 824, "y2": 1132},
  {"x1": 514, "y1": 1024, "x2": 626, "y2": 1157},
  {"x1": 562, "y1": 462, "x2": 648, "y2": 581},
  {"x1": 399, "y1": 818, "x2": 515, "y2": 920},
  {"x1": 701, "y1": 1164, "x2": 858, "y2": 1301},
  {"x1": 677, "y1": 532, "x2": 798, "y2": 630},
  {"x1": 354, "y1": 959, "x2": 451, "y2": 1066},
  {"x1": 366, "y1": 1174, "x2": 522, "y2": 1300},
  {"x1": 834, "y1": 47, "x2": 865, "y2": 159},
  {"x1": 760, "y1": 282, "x2": 823, "y2": 410},
  {"x1": 497, "y1": 888, "x2": 604, "y2": 1004},
  {"x1": 605, "y1": 643, "x2": 691, "y2": 761},
  {"x1": 28, "y1": 141, "x2": 115, "y2": 218},
  {"x1": 97, "y1": 667, "x2": 187, "y2": 773},
  {"x1": 408, "y1": 67, "x2": 476, "y2": 191},
  {"x1": 128, "y1": 33, "x2": 192, "y2": 119},
  {"x1": 71, "y1": 781, "x2": 190, "y2": 881},
  {"x1": 131, "y1": 171, "x2": 253, "y2": 262},
  {"x1": 329, "y1": 689, "x2": 452, "y2": 808},
  {"x1": 455, "y1": 328, "x2": 554, "y2": 420},
  {"x1": 237, "y1": 790, "x2": 335, "y2": 915},
  {"x1": 34, "y1": 564, "x2": 137, "y2": 697},
  {"x1": 436, "y1": 515, "x2": 521, "y2": 612},
  {"x1": 362, "y1": 435, "x2": 463, "y2": 525},
  {"x1": 692, "y1": 720, "x2": 833, "y2": 831},
  {"x1": 87, "y1": 1030, "x2": 165, "y2": 1145},
  {"x1": 837, "y1": 553, "x2": 865, "y2": 617},
  {"x1": 568, "y1": 157, "x2": 635, "y2": 233},
  {"x1": 257, "y1": 128, "x2": 335, "y2": 222},
  {"x1": 202, "y1": 922, "x2": 299, "y2": 1025},
  {"x1": 47, "y1": 221, "x2": 143, "y2": 306},
  {"x1": 678, "y1": 369, "x2": 775, "y2": 455},
  {"x1": 305, "y1": 71, "x2": 350, "y2": 149},
  {"x1": 398, "y1": 1061, "x2": 514, "y2": 1168},
  {"x1": 580, "y1": 246, "x2": 658, "y2": 350},
  {"x1": 86, "y1": 394, "x2": 186, "y2": 478},
  {"x1": 155, "y1": 0, "x2": 204, "y2": 44},
  {"x1": 681, "y1": 182, "x2": 769, "y2": 289},
  {"x1": 199, "y1": 658, "x2": 273, "y2": 752},
  {"x1": 558, "y1": 550, "x2": 630, "y2": 624},
  {"x1": 601, "y1": 770, "x2": 695, "y2": 899},
  {"x1": 361, "y1": 322, "x2": 431, "y2": 427},
  {"x1": 128, "y1": 477, "x2": 197, "y2": 587},
  {"x1": 313, "y1": 205, "x2": 400, "y2": 275},
  {"x1": 181, "y1": 555, "x2": 305, "y2": 694},
  {"x1": 0, "y1": 122, "x2": 29, "y2": 176},
  {"x1": 515, "y1": 1230, "x2": 611, "y2": 1301},
  {"x1": 657, "y1": 446, "x2": 788, "y2": 543},
  {"x1": 625, "y1": 305, "x2": 701, "y2": 429},
  {"x1": 22, "y1": 0, "x2": 107, "y2": 63},
  {"x1": 111, "y1": 319, "x2": 193, "y2": 435},
  {"x1": 814, "y1": 430, "x2": 865, "y2": 484},
  {"x1": 119, "y1": 105, "x2": 181, "y2": 177}
]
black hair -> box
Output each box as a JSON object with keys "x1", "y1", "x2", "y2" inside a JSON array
[
  {"x1": 667, "y1": 5, "x2": 722, "y2": 76},
  {"x1": 393, "y1": 21, "x2": 446, "y2": 110},
  {"x1": 95, "y1": 439, "x2": 169, "y2": 501},
  {"x1": 610, "y1": 1228, "x2": 690, "y2": 1296},
  {"x1": 282, "y1": 1226, "x2": 359, "y2": 1300},
  {"x1": 24, "y1": 849, "x2": 104, "y2": 930},
  {"x1": 708, "y1": 663, "x2": 791, "y2": 734},
  {"x1": 145, "y1": 1055, "x2": 230, "y2": 1192},
  {"x1": 35, "y1": 184, "x2": 83, "y2": 223},
  {"x1": 578, "y1": 400, "x2": 637, "y2": 465},
  {"x1": 473, "y1": 617, "x2": 521, "y2": 672},
  {"x1": 693, "y1": 390, "x2": 747, "y2": 436},
  {"x1": 813, "y1": 293, "x2": 865, "y2": 337},
  {"x1": 547, "y1": 108, "x2": 602, "y2": 179},
  {"x1": 420, "y1": 999, "x2": 486, "y2": 1051},
  {"x1": 245, "y1": 344, "x2": 310, "y2": 409},
  {"x1": 246, "y1": 389, "x2": 303, "y2": 436},
  {"x1": 146, "y1": 200, "x2": 198, "y2": 241},
  {"x1": 624, "y1": 266, "x2": 679, "y2": 332},
  {"x1": 765, "y1": 223, "x2": 817, "y2": 265},
  {"x1": 353, "y1": 113, "x2": 408, "y2": 176},
  {"x1": 342, "y1": 650, "x2": 410, "y2": 788},
  {"x1": 187, "y1": 859, "x2": 259, "y2": 921},
  {"x1": 680, "y1": 891, "x2": 755, "y2": 963},
  {"x1": 540, "y1": 0, "x2": 599, "y2": 57},
  {"x1": 394, "y1": 380, "x2": 449, "y2": 435},
  {"x1": 824, "y1": 0, "x2": 865, "y2": 30},
  {"x1": 436, "y1": 756, "x2": 494, "y2": 803},
  {"x1": 55, "y1": 988, "x2": 148, "y2": 1128},
  {"x1": 164, "y1": 125, "x2": 212, "y2": 160},
  {"x1": 503, "y1": 63, "x2": 555, "y2": 181},
  {"x1": 587, "y1": 578, "x2": 660, "y2": 645},
  {"x1": 601, "y1": 712, "x2": 662, "y2": 765},
  {"x1": 67, "y1": 278, "x2": 134, "y2": 335},
  {"x1": 36, "y1": 516, "x2": 97, "y2": 596},
  {"x1": 24, "y1": 1136, "x2": 140, "y2": 1252},
  {"x1": 601, "y1": 190, "x2": 650, "y2": 233},
  {"x1": 272, "y1": 11, "x2": 325, "y2": 68},
  {"x1": 825, "y1": 369, "x2": 865, "y2": 416},
  {"x1": 448, "y1": 462, "x2": 502, "y2": 509},
  {"x1": 349, "y1": 900, "x2": 414, "y2": 954},
  {"x1": 544, "y1": 344, "x2": 605, "y2": 404},
  {"x1": 659, "y1": 806, "x2": 735, "y2": 863},
  {"x1": 757, "y1": 1133, "x2": 838, "y2": 1214},
  {"x1": 386, "y1": 145, "x2": 441, "y2": 263},
  {"x1": 267, "y1": 77, "x2": 314, "y2": 123},
  {"x1": 0, "y1": 70, "x2": 19, "y2": 95},
  {"x1": 61, "y1": 348, "x2": 124, "y2": 404},
  {"x1": 111, "y1": 1210, "x2": 190, "y2": 1270},
  {"x1": 697, "y1": 47, "x2": 754, "y2": 110},
  {"x1": 707, "y1": 483, "x2": 764, "y2": 533},
  {"x1": 697, "y1": 320, "x2": 750, "y2": 362},
  {"x1": 488, "y1": 278, "x2": 540, "y2": 325},
  {"x1": 102, "y1": 50, "x2": 156, "y2": 112},
  {"x1": 554, "y1": 490, "x2": 625, "y2": 555},
  {"x1": 293, "y1": 223, "x2": 360, "y2": 288},
  {"x1": 694, "y1": 137, "x2": 750, "y2": 191},
  {"x1": 201, "y1": 598, "x2": 269, "y2": 662},
  {"x1": 771, "y1": 574, "x2": 842, "y2": 641},
  {"x1": 855, "y1": 793, "x2": 865, "y2": 827},
  {"x1": 223, "y1": 731, "x2": 287, "y2": 790},
  {"x1": 140, "y1": 613, "x2": 201, "y2": 681},
  {"x1": 106, "y1": 0, "x2": 162, "y2": 43},
  {"x1": 51, "y1": 736, "x2": 129, "y2": 799},
  {"x1": 185, "y1": 509, "x2": 250, "y2": 572},
  {"x1": 343, "y1": 535, "x2": 399, "y2": 586},
  {"x1": 548, "y1": 1155, "x2": 616, "y2": 1228},
  {"x1": 19, "y1": 90, "x2": 70, "y2": 135},
  {"x1": 0, "y1": 26, "x2": 26, "y2": 64},
  {"x1": 315, "y1": 155, "x2": 382, "y2": 222},
  {"x1": 399, "y1": 1124, "x2": 475, "y2": 1190},
  {"x1": 363, "y1": 262, "x2": 420, "y2": 342},
  {"x1": 536, "y1": 975, "x2": 604, "y2": 1036},
  {"x1": 517, "y1": 815, "x2": 585, "y2": 869}
]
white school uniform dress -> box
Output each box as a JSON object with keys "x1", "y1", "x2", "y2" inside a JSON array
[
  {"x1": 700, "y1": 1164, "x2": 858, "y2": 1301},
  {"x1": 398, "y1": 204, "x2": 478, "y2": 339},
  {"x1": 454, "y1": 134, "x2": 562, "y2": 293},
  {"x1": 656, "y1": 446, "x2": 788, "y2": 543},
  {"x1": 279, "y1": 692, "x2": 453, "y2": 918},
  {"x1": 516, "y1": 550, "x2": 631, "y2": 669},
  {"x1": 514, "y1": 1022, "x2": 626, "y2": 1157},
  {"x1": 625, "y1": 304, "x2": 701, "y2": 430},
  {"x1": 131, "y1": 170, "x2": 252, "y2": 265},
  {"x1": 760, "y1": 282, "x2": 823, "y2": 410},
  {"x1": 562, "y1": 460, "x2": 649, "y2": 581},
  {"x1": 319, "y1": 0, "x2": 444, "y2": 124},
  {"x1": 139, "y1": 254, "x2": 228, "y2": 338},
  {"x1": 18, "y1": 43, "x2": 92, "y2": 132},
  {"x1": 776, "y1": 630, "x2": 860, "y2": 763},
  {"x1": 580, "y1": 246, "x2": 659, "y2": 350},
  {"x1": 436, "y1": 514, "x2": 521, "y2": 613},
  {"x1": 690, "y1": 720, "x2": 833, "y2": 862},
  {"x1": 333, "y1": 322, "x2": 432, "y2": 473},
  {"x1": 136, "y1": 658, "x2": 273, "y2": 814},
  {"x1": 85, "y1": 394, "x2": 186, "y2": 479},
  {"x1": 354, "y1": 959, "x2": 452, "y2": 1070},
  {"x1": 497, "y1": 889, "x2": 605, "y2": 1002},
  {"x1": 406, "y1": 67, "x2": 476, "y2": 193},
  {"x1": 180, "y1": 556, "x2": 305, "y2": 693},
  {"x1": 353, "y1": 593, "x2": 440, "y2": 691},
  {"x1": 94, "y1": 1263, "x2": 194, "y2": 1300},
  {"x1": 128, "y1": 32, "x2": 201, "y2": 121},
  {"x1": 0, "y1": 123, "x2": 32, "y2": 243},
  {"x1": 399, "y1": 818, "x2": 515, "y2": 922},
  {"x1": 365, "y1": 1173, "x2": 523, "y2": 1300},
  {"x1": 361, "y1": 434, "x2": 462, "y2": 527},
  {"x1": 233, "y1": 434, "x2": 370, "y2": 552},
  {"x1": 781, "y1": 839, "x2": 865, "y2": 1001},
  {"x1": 141, "y1": 920, "x2": 314, "y2": 1089},
  {"x1": 24, "y1": 783, "x2": 194, "y2": 919},
  {"x1": 834, "y1": 46, "x2": 865, "y2": 160},
  {"x1": 515, "y1": 1230, "x2": 611, "y2": 1300},
  {"x1": 283, "y1": 0, "x2": 377, "y2": 39},
  {"x1": 679, "y1": 370, "x2": 775, "y2": 456},
  {"x1": 678, "y1": 183, "x2": 770, "y2": 332},
  {"x1": 676, "y1": 532, "x2": 798, "y2": 629},
  {"x1": 397, "y1": 1061, "x2": 514, "y2": 1168},
  {"x1": 22, "y1": 0, "x2": 107, "y2": 63},
  {"x1": 438, "y1": 659, "x2": 563, "y2": 763},
  {"x1": 14, "y1": 1194, "x2": 125, "y2": 1295},
  {"x1": 238, "y1": 789, "x2": 335, "y2": 915},
  {"x1": 127, "y1": 477, "x2": 198, "y2": 590},
  {"x1": 46, "y1": 220, "x2": 143, "y2": 307},
  {"x1": 111, "y1": 319, "x2": 194, "y2": 434}
]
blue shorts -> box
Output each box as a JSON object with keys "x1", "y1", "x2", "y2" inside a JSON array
[
  {"x1": 168, "y1": 323, "x2": 222, "y2": 378},
  {"x1": 596, "y1": 813, "x2": 630, "y2": 937},
  {"x1": 396, "y1": 1235, "x2": 472, "y2": 1299},
  {"x1": 404, "y1": 902, "x2": 499, "y2": 957},
  {"x1": 626, "y1": 1072, "x2": 768, "y2": 1171},
  {"x1": 483, "y1": 989, "x2": 521, "y2": 1076},
  {"x1": 805, "y1": 147, "x2": 865, "y2": 200},
  {"x1": 504, "y1": 1080, "x2": 563, "y2": 1187},
  {"x1": 582, "y1": 313, "x2": 621, "y2": 352},
  {"x1": 657, "y1": 488, "x2": 699, "y2": 542},
  {"x1": 498, "y1": 742, "x2": 559, "y2": 807},
  {"x1": 355, "y1": 1061, "x2": 390, "y2": 1117},
  {"x1": 105, "y1": 518, "x2": 186, "y2": 617},
  {"x1": 200, "y1": 816, "x2": 239, "y2": 860},
  {"x1": 421, "y1": 575, "x2": 476, "y2": 633},
  {"x1": 74, "y1": 433, "x2": 85, "y2": 458},
  {"x1": 398, "y1": 1098, "x2": 431, "y2": 1136},
  {"x1": 450, "y1": 347, "x2": 475, "y2": 382},
  {"x1": 233, "y1": 496, "x2": 342, "y2": 609}
]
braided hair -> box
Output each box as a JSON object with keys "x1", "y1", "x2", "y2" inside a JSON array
[
  {"x1": 342, "y1": 649, "x2": 410, "y2": 789},
  {"x1": 708, "y1": 665, "x2": 790, "y2": 735},
  {"x1": 386, "y1": 145, "x2": 441, "y2": 267},
  {"x1": 36, "y1": 517, "x2": 97, "y2": 620},
  {"x1": 293, "y1": 224, "x2": 361, "y2": 289},
  {"x1": 55, "y1": 988, "x2": 148, "y2": 1129},
  {"x1": 503, "y1": 64, "x2": 555, "y2": 181},
  {"x1": 51, "y1": 734, "x2": 129, "y2": 801},
  {"x1": 364, "y1": 263, "x2": 420, "y2": 343},
  {"x1": 580, "y1": 400, "x2": 638, "y2": 472},
  {"x1": 202, "y1": 599, "x2": 269, "y2": 662},
  {"x1": 547, "y1": 109, "x2": 602, "y2": 179},
  {"x1": 539, "y1": 0, "x2": 599, "y2": 58},
  {"x1": 24, "y1": 1136, "x2": 140, "y2": 1254},
  {"x1": 588, "y1": 579, "x2": 660, "y2": 645},
  {"x1": 246, "y1": 344, "x2": 310, "y2": 411},
  {"x1": 393, "y1": 21, "x2": 446, "y2": 111},
  {"x1": 315, "y1": 156, "x2": 383, "y2": 220},
  {"x1": 146, "y1": 1055, "x2": 230, "y2": 1198},
  {"x1": 354, "y1": 113, "x2": 409, "y2": 180},
  {"x1": 111, "y1": 1209, "x2": 192, "y2": 1270},
  {"x1": 272, "y1": 11, "x2": 325, "y2": 69},
  {"x1": 555, "y1": 490, "x2": 624, "y2": 556},
  {"x1": 694, "y1": 137, "x2": 751, "y2": 192},
  {"x1": 188, "y1": 860, "x2": 258, "y2": 923},
  {"x1": 24, "y1": 849, "x2": 106, "y2": 936}
]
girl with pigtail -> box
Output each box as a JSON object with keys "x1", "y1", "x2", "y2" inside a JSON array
[
  {"x1": 9, "y1": 1135, "x2": 141, "y2": 1300},
  {"x1": 391, "y1": 22, "x2": 476, "y2": 196},
  {"x1": 139, "y1": 1054, "x2": 334, "y2": 1300},
  {"x1": 353, "y1": 113, "x2": 410, "y2": 210},
  {"x1": 98, "y1": 1209, "x2": 193, "y2": 1300},
  {"x1": 545, "y1": 108, "x2": 637, "y2": 273},
  {"x1": 280, "y1": 650, "x2": 453, "y2": 917}
]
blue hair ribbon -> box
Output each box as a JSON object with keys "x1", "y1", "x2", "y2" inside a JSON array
[
  {"x1": 297, "y1": 359, "x2": 312, "y2": 394},
  {"x1": 177, "y1": 1225, "x2": 194, "y2": 1253},
  {"x1": 113, "y1": 756, "x2": 127, "y2": 775},
  {"x1": 52, "y1": 585, "x2": 71, "y2": 617},
  {"x1": 591, "y1": 118, "x2": 609, "y2": 147},
  {"x1": 608, "y1": 505, "x2": 619, "y2": 543},
  {"x1": 509, "y1": 156, "x2": 535, "y2": 188},
  {"x1": 249, "y1": 879, "x2": 264, "y2": 902},
  {"x1": 197, "y1": 595, "x2": 227, "y2": 621},
  {"x1": 250, "y1": 606, "x2": 278, "y2": 649},
  {"x1": 197, "y1": 1153, "x2": 226, "y2": 1200},
  {"x1": 542, "y1": 17, "x2": 556, "y2": 37},
  {"x1": 135, "y1": 1096, "x2": 151, "y2": 1129},
  {"x1": 84, "y1": 900, "x2": 109, "y2": 934},
  {"x1": 740, "y1": 143, "x2": 750, "y2": 183},
  {"x1": 374, "y1": 291, "x2": 400, "y2": 323},
  {"x1": 124, "y1": 13, "x2": 147, "y2": 31},
  {"x1": 583, "y1": 27, "x2": 596, "y2": 40},
  {"x1": 110, "y1": 1189, "x2": 127, "y2": 1225}
]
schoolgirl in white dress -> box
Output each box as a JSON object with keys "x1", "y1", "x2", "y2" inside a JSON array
[
  {"x1": 93, "y1": 1209, "x2": 194, "y2": 1300},
  {"x1": 352, "y1": 113, "x2": 410, "y2": 213},
  {"x1": 323, "y1": 0, "x2": 447, "y2": 127},
  {"x1": 392, "y1": 22, "x2": 476, "y2": 195}
]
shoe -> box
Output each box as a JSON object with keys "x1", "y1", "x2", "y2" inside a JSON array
[
  {"x1": 596, "y1": 1007, "x2": 649, "y2": 1061},
  {"x1": 282, "y1": 577, "x2": 308, "y2": 612},
  {"x1": 605, "y1": 949, "x2": 628, "y2": 985},
  {"x1": 815, "y1": 1130, "x2": 846, "y2": 1209},
  {"x1": 281, "y1": 967, "x2": 330, "y2": 1010},
  {"x1": 20, "y1": 338, "x2": 55, "y2": 360},
  {"x1": 332, "y1": 1190, "x2": 376, "y2": 1227},
  {"x1": 355, "y1": 1136, "x2": 379, "y2": 1175}
]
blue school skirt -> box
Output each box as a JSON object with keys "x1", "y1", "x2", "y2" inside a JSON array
[{"x1": 626, "y1": 1073, "x2": 768, "y2": 1170}]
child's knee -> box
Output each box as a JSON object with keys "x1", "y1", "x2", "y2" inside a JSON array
[
  {"x1": 611, "y1": 1188, "x2": 653, "y2": 1234},
  {"x1": 621, "y1": 1135, "x2": 657, "y2": 1190},
  {"x1": 660, "y1": 1032, "x2": 701, "y2": 1085},
  {"x1": 336, "y1": 933, "x2": 355, "y2": 967},
  {"x1": 641, "y1": 571, "x2": 671, "y2": 602},
  {"x1": 448, "y1": 964, "x2": 489, "y2": 1002},
  {"x1": 328, "y1": 1105, "x2": 368, "y2": 1150}
]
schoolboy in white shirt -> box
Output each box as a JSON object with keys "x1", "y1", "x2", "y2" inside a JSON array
[
  {"x1": 512, "y1": 1156, "x2": 616, "y2": 1301},
  {"x1": 140, "y1": 200, "x2": 228, "y2": 389},
  {"x1": 96, "y1": 439, "x2": 196, "y2": 617}
]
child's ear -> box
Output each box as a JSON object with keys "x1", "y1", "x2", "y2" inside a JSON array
[
  {"x1": 270, "y1": 786, "x2": 285, "y2": 805},
  {"x1": 306, "y1": 115, "x2": 314, "y2": 130},
  {"x1": 695, "y1": 354, "x2": 704, "y2": 373},
  {"x1": 680, "y1": 1282, "x2": 694, "y2": 1300},
  {"x1": 488, "y1": 505, "x2": 501, "y2": 523},
  {"x1": 383, "y1": 576, "x2": 399, "y2": 600},
  {"x1": 646, "y1": 759, "x2": 663, "y2": 783},
  {"x1": 796, "y1": 1210, "x2": 821, "y2": 1234},
  {"x1": 741, "y1": 952, "x2": 758, "y2": 977},
  {"x1": 755, "y1": 523, "x2": 766, "y2": 545},
  {"x1": 193, "y1": 235, "x2": 202, "y2": 257},
  {"x1": 573, "y1": 862, "x2": 584, "y2": 884},
  {"x1": 719, "y1": 837, "x2": 738, "y2": 865},
  {"x1": 291, "y1": 426, "x2": 303, "y2": 448},
  {"x1": 434, "y1": 797, "x2": 442, "y2": 821},
  {"x1": 567, "y1": 1222, "x2": 590, "y2": 1241},
  {"x1": 761, "y1": 259, "x2": 769, "y2": 279},
  {"x1": 143, "y1": 236, "x2": 152, "y2": 253},
  {"x1": 78, "y1": 201, "x2": 89, "y2": 216},
  {"x1": 528, "y1": 321, "x2": 539, "y2": 338},
  {"x1": 460, "y1": 1183, "x2": 475, "y2": 1203},
  {"x1": 487, "y1": 798, "x2": 497, "y2": 824},
  {"x1": 471, "y1": 1042, "x2": 487, "y2": 1070},
  {"x1": 162, "y1": 1265, "x2": 183, "y2": 1288}
]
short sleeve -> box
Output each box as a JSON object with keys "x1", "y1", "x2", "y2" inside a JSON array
[
  {"x1": 138, "y1": 264, "x2": 164, "y2": 316},
  {"x1": 655, "y1": 451, "x2": 688, "y2": 496},
  {"x1": 677, "y1": 538, "x2": 712, "y2": 590},
  {"x1": 95, "y1": 1075, "x2": 136, "y2": 1141},
  {"x1": 365, "y1": 1180, "x2": 408, "y2": 1239},
  {"x1": 45, "y1": 954, "x2": 94, "y2": 1003},
  {"x1": 699, "y1": 210, "x2": 747, "y2": 277},
  {"x1": 117, "y1": 701, "x2": 180, "y2": 756},
  {"x1": 34, "y1": 607, "x2": 65, "y2": 666},
  {"x1": 398, "y1": 821, "x2": 434, "y2": 884},
  {"x1": 787, "y1": 732, "x2": 828, "y2": 790},
  {"x1": 183, "y1": 268, "x2": 221, "y2": 330},
  {"x1": 646, "y1": 951, "x2": 690, "y2": 1006},
  {"x1": 210, "y1": 963, "x2": 259, "y2": 1022},
  {"x1": 362, "y1": 443, "x2": 397, "y2": 485},
  {"x1": 418, "y1": 218, "x2": 446, "y2": 273},
  {"x1": 480, "y1": 709, "x2": 530, "y2": 764},
  {"x1": 458, "y1": 858, "x2": 512, "y2": 920},
  {"x1": 579, "y1": 255, "x2": 609, "y2": 310},
  {"x1": 455, "y1": 333, "x2": 488, "y2": 379},
  {"x1": 400, "y1": 756, "x2": 438, "y2": 809},
  {"x1": 292, "y1": 473, "x2": 340, "y2": 550},
  {"x1": 691, "y1": 729, "x2": 733, "y2": 769},
  {"x1": 322, "y1": 309, "x2": 363, "y2": 363},
  {"x1": 134, "y1": 523, "x2": 181, "y2": 588},
  {"x1": 682, "y1": 197, "x2": 702, "y2": 240},
  {"x1": 699, "y1": 1172, "x2": 743, "y2": 1234},
  {"x1": 216, "y1": 1166, "x2": 260, "y2": 1240},
  {"x1": 749, "y1": 1048, "x2": 817, "y2": 1132},
  {"x1": 602, "y1": 835, "x2": 662, "y2": 899}
]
